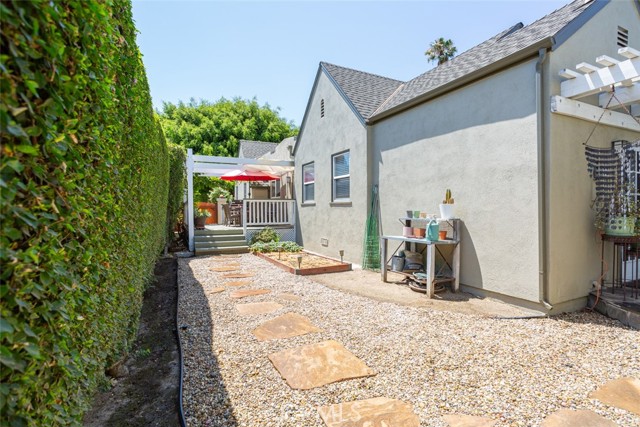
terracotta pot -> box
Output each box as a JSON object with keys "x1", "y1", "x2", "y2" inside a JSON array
[
  {"x1": 439, "y1": 230, "x2": 447, "y2": 240},
  {"x1": 413, "y1": 227, "x2": 426, "y2": 238},
  {"x1": 197, "y1": 202, "x2": 217, "y2": 224}
]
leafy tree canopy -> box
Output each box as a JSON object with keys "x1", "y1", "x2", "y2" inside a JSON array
[
  {"x1": 158, "y1": 97, "x2": 298, "y2": 157},
  {"x1": 425, "y1": 37, "x2": 457, "y2": 65}
]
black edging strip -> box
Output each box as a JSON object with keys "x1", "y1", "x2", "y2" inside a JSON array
[{"x1": 175, "y1": 258, "x2": 187, "y2": 427}]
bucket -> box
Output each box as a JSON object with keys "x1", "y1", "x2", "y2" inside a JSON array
[
  {"x1": 427, "y1": 219, "x2": 440, "y2": 241},
  {"x1": 439, "y1": 203, "x2": 455, "y2": 220},
  {"x1": 391, "y1": 256, "x2": 405, "y2": 272}
]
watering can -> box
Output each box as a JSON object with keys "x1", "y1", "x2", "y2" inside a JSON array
[{"x1": 427, "y1": 218, "x2": 440, "y2": 241}]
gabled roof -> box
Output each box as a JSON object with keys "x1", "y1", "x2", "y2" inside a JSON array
[
  {"x1": 315, "y1": 0, "x2": 608, "y2": 124},
  {"x1": 374, "y1": 0, "x2": 603, "y2": 118},
  {"x1": 238, "y1": 140, "x2": 279, "y2": 159},
  {"x1": 320, "y1": 62, "x2": 404, "y2": 121}
]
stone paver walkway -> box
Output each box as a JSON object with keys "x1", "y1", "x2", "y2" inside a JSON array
[
  {"x1": 229, "y1": 289, "x2": 271, "y2": 299},
  {"x1": 540, "y1": 409, "x2": 618, "y2": 427},
  {"x1": 195, "y1": 254, "x2": 639, "y2": 426},
  {"x1": 235, "y1": 301, "x2": 283, "y2": 316},
  {"x1": 268, "y1": 339, "x2": 376, "y2": 390},
  {"x1": 318, "y1": 397, "x2": 420, "y2": 427},
  {"x1": 252, "y1": 312, "x2": 322, "y2": 341}
]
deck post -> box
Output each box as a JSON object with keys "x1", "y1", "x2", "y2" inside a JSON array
[
  {"x1": 242, "y1": 199, "x2": 248, "y2": 241},
  {"x1": 187, "y1": 149, "x2": 195, "y2": 252}
]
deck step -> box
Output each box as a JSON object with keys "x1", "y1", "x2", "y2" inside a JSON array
[
  {"x1": 195, "y1": 228, "x2": 244, "y2": 236},
  {"x1": 195, "y1": 240, "x2": 247, "y2": 249},
  {"x1": 195, "y1": 234, "x2": 247, "y2": 243},
  {"x1": 196, "y1": 246, "x2": 250, "y2": 256}
]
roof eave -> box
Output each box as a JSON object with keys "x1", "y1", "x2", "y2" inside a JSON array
[
  {"x1": 367, "y1": 37, "x2": 554, "y2": 124},
  {"x1": 320, "y1": 63, "x2": 368, "y2": 127}
]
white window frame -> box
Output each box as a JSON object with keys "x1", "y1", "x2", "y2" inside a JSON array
[
  {"x1": 332, "y1": 150, "x2": 350, "y2": 202},
  {"x1": 302, "y1": 162, "x2": 315, "y2": 203}
]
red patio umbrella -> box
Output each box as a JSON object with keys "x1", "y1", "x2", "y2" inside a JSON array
[{"x1": 220, "y1": 169, "x2": 279, "y2": 181}]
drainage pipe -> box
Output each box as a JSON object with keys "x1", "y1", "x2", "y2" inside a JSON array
[
  {"x1": 536, "y1": 48, "x2": 553, "y2": 311},
  {"x1": 175, "y1": 259, "x2": 187, "y2": 427}
]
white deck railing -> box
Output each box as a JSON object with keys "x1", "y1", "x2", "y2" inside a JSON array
[{"x1": 242, "y1": 199, "x2": 295, "y2": 232}]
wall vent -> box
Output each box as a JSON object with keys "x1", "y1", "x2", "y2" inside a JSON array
[
  {"x1": 617, "y1": 26, "x2": 628, "y2": 48},
  {"x1": 320, "y1": 99, "x2": 325, "y2": 118}
]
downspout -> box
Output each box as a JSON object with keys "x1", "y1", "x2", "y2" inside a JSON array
[{"x1": 536, "y1": 48, "x2": 553, "y2": 311}]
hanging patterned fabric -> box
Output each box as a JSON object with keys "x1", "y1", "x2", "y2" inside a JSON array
[{"x1": 585, "y1": 140, "x2": 640, "y2": 219}]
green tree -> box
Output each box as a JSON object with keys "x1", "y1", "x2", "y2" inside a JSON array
[
  {"x1": 159, "y1": 97, "x2": 298, "y2": 201},
  {"x1": 158, "y1": 97, "x2": 297, "y2": 157},
  {"x1": 425, "y1": 37, "x2": 457, "y2": 65}
]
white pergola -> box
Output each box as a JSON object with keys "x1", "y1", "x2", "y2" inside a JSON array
[
  {"x1": 185, "y1": 148, "x2": 294, "y2": 251},
  {"x1": 552, "y1": 46, "x2": 640, "y2": 131}
]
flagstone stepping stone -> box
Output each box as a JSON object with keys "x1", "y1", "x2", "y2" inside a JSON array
[
  {"x1": 223, "y1": 273, "x2": 255, "y2": 279},
  {"x1": 253, "y1": 312, "x2": 322, "y2": 341},
  {"x1": 209, "y1": 266, "x2": 238, "y2": 272},
  {"x1": 540, "y1": 409, "x2": 617, "y2": 427},
  {"x1": 268, "y1": 339, "x2": 376, "y2": 390},
  {"x1": 225, "y1": 280, "x2": 253, "y2": 287},
  {"x1": 206, "y1": 287, "x2": 226, "y2": 294},
  {"x1": 229, "y1": 289, "x2": 271, "y2": 299},
  {"x1": 278, "y1": 293, "x2": 301, "y2": 302},
  {"x1": 590, "y1": 377, "x2": 640, "y2": 416},
  {"x1": 318, "y1": 397, "x2": 419, "y2": 427},
  {"x1": 442, "y1": 414, "x2": 497, "y2": 427},
  {"x1": 236, "y1": 301, "x2": 283, "y2": 315}
]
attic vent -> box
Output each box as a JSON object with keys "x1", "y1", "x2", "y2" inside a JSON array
[
  {"x1": 617, "y1": 26, "x2": 628, "y2": 48},
  {"x1": 321, "y1": 99, "x2": 325, "y2": 118}
]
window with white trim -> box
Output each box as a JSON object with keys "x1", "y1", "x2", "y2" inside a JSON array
[
  {"x1": 332, "y1": 151, "x2": 350, "y2": 201},
  {"x1": 302, "y1": 162, "x2": 315, "y2": 202}
]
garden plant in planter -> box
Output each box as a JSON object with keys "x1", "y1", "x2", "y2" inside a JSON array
[{"x1": 194, "y1": 207, "x2": 211, "y2": 229}]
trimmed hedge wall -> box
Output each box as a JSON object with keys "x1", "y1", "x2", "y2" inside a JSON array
[
  {"x1": 0, "y1": 1, "x2": 169, "y2": 424},
  {"x1": 167, "y1": 143, "x2": 186, "y2": 243}
]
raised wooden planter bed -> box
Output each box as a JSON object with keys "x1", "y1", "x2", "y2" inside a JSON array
[{"x1": 254, "y1": 251, "x2": 352, "y2": 275}]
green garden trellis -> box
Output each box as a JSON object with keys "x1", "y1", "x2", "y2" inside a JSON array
[{"x1": 362, "y1": 185, "x2": 380, "y2": 270}]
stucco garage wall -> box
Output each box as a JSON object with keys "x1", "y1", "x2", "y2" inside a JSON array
[
  {"x1": 546, "y1": 0, "x2": 640, "y2": 306},
  {"x1": 372, "y1": 60, "x2": 541, "y2": 302},
  {"x1": 294, "y1": 71, "x2": 368, "y2": 263}
]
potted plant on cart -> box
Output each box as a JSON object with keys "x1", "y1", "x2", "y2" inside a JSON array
[
  {"x1": 194, "y1": 206, "x2": 211, "y2": 230},
  {"x1": 439, "y1": 189, "x2": 455, "y2": 219}
]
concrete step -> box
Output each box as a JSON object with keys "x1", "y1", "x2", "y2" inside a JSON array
[
  {"x1": 195, "y1": 228, "x2": 243, "y2": 236},
  {"x1": 195, "y1": 234, "x2": 247, "y2": 243},
  {"x1": 196, "y1": 246, "x2": 250, "y2": 256},
  {"x1": 195, "y1": 240, "x2": 247, "y2": 249}
]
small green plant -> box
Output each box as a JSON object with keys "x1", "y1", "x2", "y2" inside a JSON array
[
  {"x1": 195, "y1": 207, "x2": 211, "y2": 218},
  {"x1": 250, "y1": 227, "x2": 280, "y2": 245},
  {"x1": 250, "y1": 241, "x2": 302, "y2": 253},
  {"x1": 208, "y1": 186, "x2": 232, "y2": 203},
  {"x1": 443, "y1": 189, "x2": 454, "y2": 204},
  {"x1": 133, "y1": 348, "x2": 151, "y2": 360}
]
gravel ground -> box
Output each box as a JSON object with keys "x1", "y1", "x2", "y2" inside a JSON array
[{"x1": 178, "y1": 254, "x2": 640, "y2": 427}]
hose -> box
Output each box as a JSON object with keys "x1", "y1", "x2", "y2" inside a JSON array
[{"x1": 175, "y1": 258, "x2": 187, "y2": 427}]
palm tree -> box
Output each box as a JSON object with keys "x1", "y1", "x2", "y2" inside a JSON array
[{"x1": 425, "y1": 37, "x2": 457, "y2": 65}]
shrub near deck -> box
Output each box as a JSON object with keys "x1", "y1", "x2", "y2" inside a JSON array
[{"x1": 0, "y1": 1, "x2": 168, "y2": 424}]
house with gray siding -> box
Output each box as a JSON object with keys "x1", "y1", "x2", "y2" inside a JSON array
[{"x1": 293, "y1": 0, "x2": 640, "y2": 313}]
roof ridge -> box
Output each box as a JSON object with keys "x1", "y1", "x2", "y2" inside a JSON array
[{"x1": 321, "y1": 61, "x2": 404, "y2": 84}]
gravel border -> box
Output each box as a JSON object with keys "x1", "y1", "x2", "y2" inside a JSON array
[{"x1": 178, "y1": 254, "x2": 640, "y2": 427}]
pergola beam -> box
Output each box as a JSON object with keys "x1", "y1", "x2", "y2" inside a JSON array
[
  {"x1": 550, "y1": 95, "x2": 640, "y2": 131},
  {"x1": 560, "y1": 56, "x2": 639, "y2": 99},
  {"x1": 599, "y1": 84, "x2": 640, "y2": 109}
]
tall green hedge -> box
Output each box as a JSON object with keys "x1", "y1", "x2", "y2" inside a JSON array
[
  {"x1": 0, "y1": 1, "x2": 169, "y2": 424},
  {"x1": 167, "y1": 143, "x2": 186, "y2": 242}
]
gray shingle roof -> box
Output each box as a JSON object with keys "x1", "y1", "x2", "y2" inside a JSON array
[
  {"x1": 320, "y1": 62, "x2": 404, "y2": 120},
  {"x1": 319, "y1": 0, "x2": 601, "y2": 122},
  {"x1": 238, "y1": 140, "x2": 279, "y2": 158}
]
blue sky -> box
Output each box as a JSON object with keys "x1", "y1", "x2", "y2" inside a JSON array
[{"x1": 132, "y1": 0, "x2": 569, "y2": 127}]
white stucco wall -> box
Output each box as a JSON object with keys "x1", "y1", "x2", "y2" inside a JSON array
[
  {"x1": 372, "y1": 61, "x2": 541, "y2": 302},
  {"x1": 545, "y1": 0, "x2": 640, "y2": 306},
  {"x1": 294, "y1": 71, "x2": 368, "y2": 263}
]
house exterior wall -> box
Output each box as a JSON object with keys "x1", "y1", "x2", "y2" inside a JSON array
[
  {"x1": 545, "y1": 0, "x2": 640, "y2": 307},
  {"x1": 372, "y1": 61, "x2": 541, "y2": 303},
  {"x1": 294, "y1": 71, "x2": 368, "y2": 263}
]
